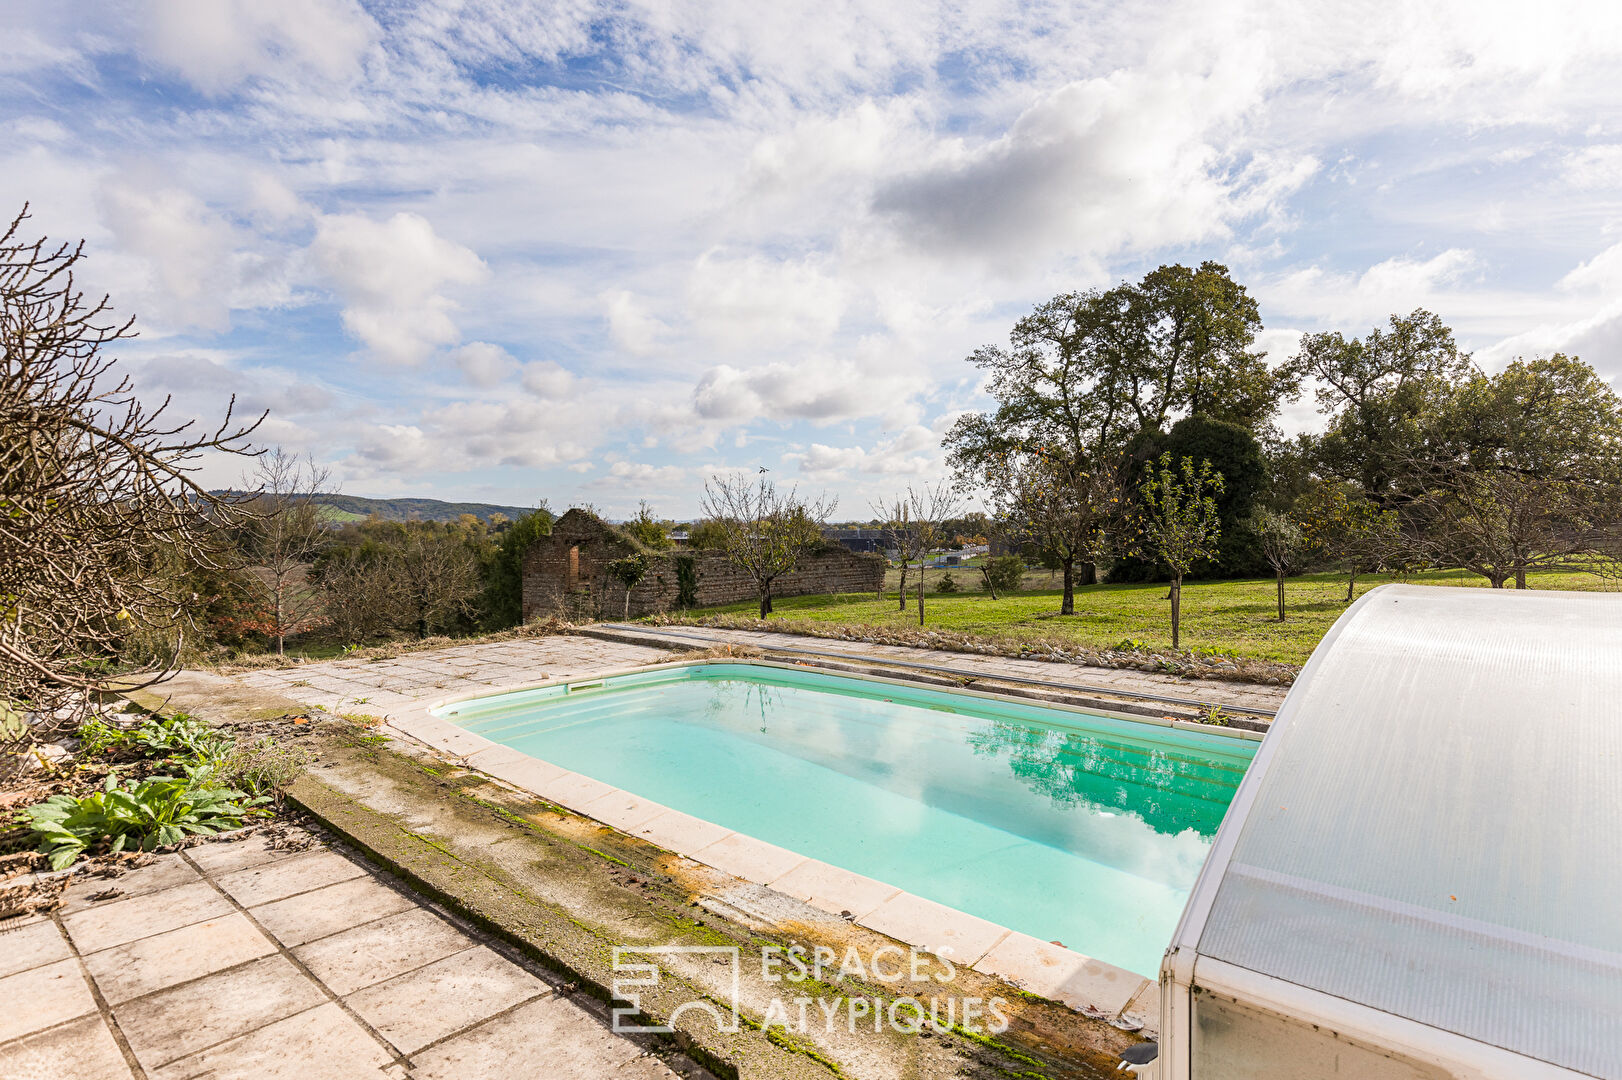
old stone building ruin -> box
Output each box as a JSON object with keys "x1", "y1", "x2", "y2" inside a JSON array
[{"x1": 521, "y1": 509, "x2": 886, "y2": 621}]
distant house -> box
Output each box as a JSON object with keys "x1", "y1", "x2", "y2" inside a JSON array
[{"x1": 822, "y1": 527, "x2": 891, "y2": 554}]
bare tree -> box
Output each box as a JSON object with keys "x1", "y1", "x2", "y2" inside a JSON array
[
  {"x1": 870, "y1": 496, "x2": 913, "y2": 611},
  {"x1": 316, "y1": 549, "x2": 403, "y2": 645},
  {"x1": 0, "y1": 205, "x2": 260, "y2": 772},
  {"x1": 985, "y1": 447, "x2": 1122, "y2": 616},
  {"x1": 700, "y1": 474, "x2": 836, "y2": 618},
  {"x1": 902, "y1": 482, "x2": 963, "y2": 626},
  {"x1": 390, "y1": 529, "x2": 481, "y2": 638},
  {"x1": 241, "y1": 448, "x2": 333, "y2": 655}
]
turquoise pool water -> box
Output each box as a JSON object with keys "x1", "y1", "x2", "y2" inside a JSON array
[{"x1": 437, "y1": 663, "x2": 1257, "y2": 976}]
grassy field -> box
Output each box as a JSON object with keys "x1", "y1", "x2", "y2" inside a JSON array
[{"x1": 688, "y1": 565, "x2": 1616, "y2": 666}]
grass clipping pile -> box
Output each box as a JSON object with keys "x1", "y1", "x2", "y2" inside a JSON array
[{"x1": 662, "y1": 613, "x2": 1300, "y2": 686}]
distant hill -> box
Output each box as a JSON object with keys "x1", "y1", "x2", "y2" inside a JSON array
[
  {"x1": 210, "y1": 491, "x2": 542, "y2": 524},
  {"x1": 311, "y1": 494, "x2": 540, "y2": 523}
]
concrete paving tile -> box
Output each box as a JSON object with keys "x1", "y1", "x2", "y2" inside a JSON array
[
  {"x1": 689, "y1": 833, "x2": 808, "y2": 885},
  {"x1": 971, "y1": 931, "x2": 1144, "y2": 1017},
  {"x1": 475, "y1": 752, "x2": 569, "y2": 795},
  {"x1": 858, "y1": 893, "x2": 1010, "y2": 967},
  {"x1": 185, "y1": 833, "x2": 319, "y2": 876},
  {"x1": 63, "y1": 881, "x2": 234, "y2": 955},
  {"x1": 60, "y1": 856, "x2": 201, "y2": 914},
  {"x1": 409, "y1": 994, "x2": 674, "y2": 1080},
  {"x1": 115, "y1": 954, "x2": 325, "y2": 1071},
  {"x1": 0, "y1": 1012, "x2": 133, "y2": 1080},
  {"x1": 148, "y1": 1003, "x2": 393, "y2": 1080},
  {"x1": 768, "y1": 860, "x2": 901, "y2": 920},
  {"x1": 83, "y1": 912, "x2": 276, "y2": 1004},
  {"x1": 528, "y1": 770, "x2": 617, "y2": 811},
  {"x1": 0, "y1": 958, "x2": 98, "y2": 1042},
  {"x1": 0, "y1": 915, "x2": 71, "y2": 978},
  {"x1": 1118, "y1": 979, "x2": 1161, "y2": 1036},
  {"x1": 83, "y1": 908, "x2": 277, "y2": 998},
  {"x1": 631, "y1": 809, "x2": 733, "y2": 856},
  {"x1": 579, "y1": 789, "x2": 669, "y2": 832},
  {"x1": 294, "y1": 907, "x2": 474, "y2": 996},
  {"x1": 215, "y1": 850, "x2": 366, "y2": 907},
  {"x1": 344, "y1": 946, "x2": 547, "y2": 1055},
  {"x1": 249, "y1": 874, "x2": 416, "y2": 948}
]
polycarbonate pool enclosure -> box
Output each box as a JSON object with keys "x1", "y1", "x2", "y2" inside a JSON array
[{"x1": 1159, "y1": 585, "x2": 1622, "y2": 1079}]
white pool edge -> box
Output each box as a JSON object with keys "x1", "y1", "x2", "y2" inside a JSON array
[{"x1": 385, "y1": 656, "x2": 1259, "y2": 1034}]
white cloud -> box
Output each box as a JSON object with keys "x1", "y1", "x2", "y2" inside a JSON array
[
  {"x1": 787, "y1": 425, "x2": 941, "y2": 480},
  {"x1": 453, "y1": 342, "x2": 518, "y2": 387},
  {"x1": 139, "y1": 0, "x2": 377, "y2": 95},
  {"x1": 308, "y1": 211, "x2": 488, "y2": 364}
]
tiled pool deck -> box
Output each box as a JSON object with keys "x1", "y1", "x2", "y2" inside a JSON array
[
  {"x1": 384, "y1": 658, "x2": 1265, "y2": 1033},
  {"x1": 226, "y1": 629, "x2": 1285, "y2": 1036},
  {"x1": 0, "y1": 828, "x2": 698, "y2": 1080}
]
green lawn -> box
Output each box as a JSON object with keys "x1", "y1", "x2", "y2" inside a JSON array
[{"x1": 682, "y1": 566, "x2": 1616, "y2": 666}]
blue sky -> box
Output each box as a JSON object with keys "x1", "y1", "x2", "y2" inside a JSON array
[{"x1": 5, "y1": 1, "x2": 1622, "y2": 518}]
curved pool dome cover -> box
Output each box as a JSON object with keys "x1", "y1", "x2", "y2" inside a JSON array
[{"x1": 1171, "y1": 584, "x2": 1622, "y2": 1076}]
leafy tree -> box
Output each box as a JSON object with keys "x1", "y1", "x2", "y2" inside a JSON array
[
  {"x1": 980, "y1": 555, "x2": 1025, "y2": 597},
  {"x1": 1403, "y1": 354, "x2": 1622, "y2": 587},
  {"x1": 625, "y1": 500, "x2": 670, "y2": 549},
  {"x1": 1289, "y1": 310, "x2": 1471, "y2": 504},
  {"x1": 986, "y1": 447, "x2": 1124, "y2": 615},
  {"x1": 699, "y1": 474, "x2": 836, "y2": 618},
  {"x1": 1294, "y1": 481, "x2": 1395, "y2": 600},
  {"x1": 605, "y1": 553, "x2": 649, "y2": 618},
  {"x1": 1253, "y1": 509, "x2": 1303, "y2": 621},
  {"x1": 480, "y1": 504, "x2": 553, "y2": 628},
  {"x1": 1132, "y1": 454, "x2": 1224, "y2": 648},
  {"x1": 1112, "y1": 414, "x2": 1267, "y2": 580},
  {"x1": 1136, "y1": 261, "x2": 1287, "y2": 430},
  {"x1": 685, "y1": 519, "x2": 729, "y2": 550}
]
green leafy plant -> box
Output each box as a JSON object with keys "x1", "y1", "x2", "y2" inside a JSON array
[
  {"x1": 129, "y1": 713, "x2": 234, "y2": 763},
  {"x1": 25, "y1": 770, "x2": 270, "y2": 869},
  {"x1": 934, "y1": 572, "x2": 960, "y2": 593},
  {"x1": 76, "y1": 716, "x2": 133, "y2": 756}
]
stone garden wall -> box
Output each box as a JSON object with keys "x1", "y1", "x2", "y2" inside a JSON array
[{"x1": 521, "y1": 509, "x2": 885, "y2": 621}]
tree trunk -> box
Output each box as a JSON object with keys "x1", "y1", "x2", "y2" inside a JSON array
[
  {"x1": 1060, "y1": 557, "x2": 1075, "y2": 615},
  {"x1": 980, "y1": 565, "x2": 998, "y2": 600},
  {"x1": 1276, "y1": 571, "x2": 1285, "y2": 622},
  {"x1": 759, "y1": 584, "x2": 773, "y2": 618},
  {"x1": 274, "y1": 581, "x2": 286, "y2": 656},
  {"x1": 624, "y1": 588, "x2": 632, "y2": 618},
  {"x1": 1076, "y1": 561, "x2": 1097, "y2": 587},
  {"x1": 896, "y1": 562, "x2": 909, "y2": 611},
  {"x1": 1345, "y1": 565, "x2": 1357, "y2": 603},
  {"x1": 1489, "y1": 575, "x2": 1506, "y2": 588},
  {"x1": 1515, "y1": 565, "x2": 1527, "y2": 589},
  {"x1": 417, "y1": 614, "x2": 428, "y2": 639},
  {"x1": 1171, "y1": 574, "x2": 1182, "y2": 648},
  {"x1": 917, "y1": 565, "x2": 925, "y2": 625}
]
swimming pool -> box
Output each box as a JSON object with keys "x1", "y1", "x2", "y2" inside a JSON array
[{"x1": 436, "y1": 662, "x2": 1257, "y2": 977}]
